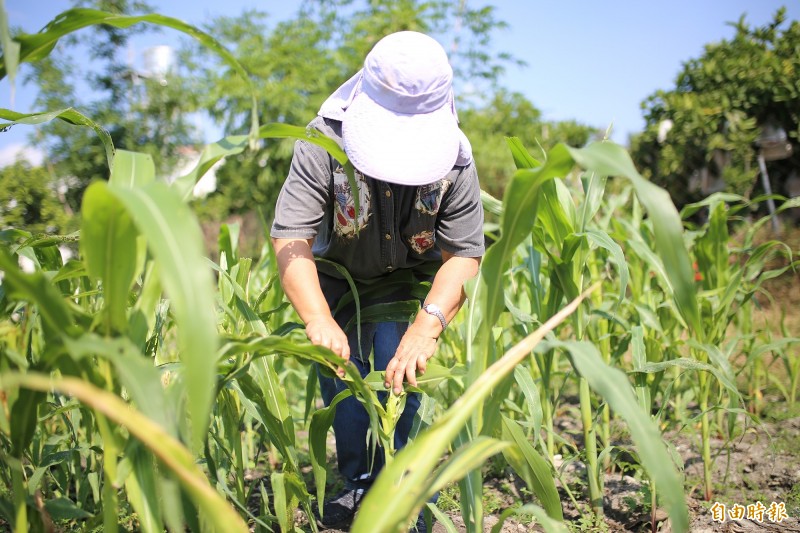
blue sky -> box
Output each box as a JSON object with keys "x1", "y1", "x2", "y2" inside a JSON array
[{"x1": 1, "y1": 0, "x2": 798, "y2": 165}]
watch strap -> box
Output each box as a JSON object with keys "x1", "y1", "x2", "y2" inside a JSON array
[{"x1": 423, "y1": 303, "x2": 447, "y2": 331}]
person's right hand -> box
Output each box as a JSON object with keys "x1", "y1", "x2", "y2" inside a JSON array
[{"x1": 305, "y1": 314, "x2": 350, "y2": 376}]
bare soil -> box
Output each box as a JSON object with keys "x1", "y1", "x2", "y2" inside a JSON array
[{"x1": 311, "y1": 414, "x2": 799, "y2": 532}]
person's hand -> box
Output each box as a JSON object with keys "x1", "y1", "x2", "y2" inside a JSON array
[
  {"x1": 305, "y1": 314, "x2": 350, "y2": 377},
  {"x1": 384, "y1": 324, "x2": 438, "y2": 394}
]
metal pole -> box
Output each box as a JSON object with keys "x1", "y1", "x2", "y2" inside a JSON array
[{"x1": 757, "y1": 152, "x2": 782, "y2": 235}]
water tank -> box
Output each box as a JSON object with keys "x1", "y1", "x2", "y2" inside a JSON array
[{"x1": 142, "y1": 45, "x2": 175, "y2": 83}]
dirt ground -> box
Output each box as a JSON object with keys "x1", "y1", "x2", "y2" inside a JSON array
[{"x1": 313, "y1": 415, "x2": 799, "y2": 532}]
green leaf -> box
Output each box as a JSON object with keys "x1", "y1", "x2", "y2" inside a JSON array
[
  {"x1": 0, "y1": 107, "x2": 114, "y2": 169},
  {"x1": 260, "y1": 122, "x2": 348, "y2": 165},
  {"x1": 218, "y1": 223, "x2": 240, "y2": 269},
  {"x1": 44, "y1": 497, "x2": 93, "y2": 520},
  {"x1": 352, "y1": 289, "x2": 592, "y2": 533},
  {"x1": 107, "y1": 181, "x2": 217, "y2": 449},
  {"x1": 271, "y1": 472, "x2": 290, "y2": 533},
  {"x1": 235, "y1": 374, "x2": 298, "y2": 472},
  {"x1": 64, "y1": 334, "x2": 171, "y2": 430},
  {"x1": 9, "y1": 388, "x2": 45, "y2": 457},
  {"x1": 365, "y1": 363, "x2": 462, "y2": 395},
  {"x1": 630, "y1": 355, "x2": 741, "y2": 404},
  {"x1": 172, "y1": 135, "x2": 248, "y2": 200},
  {"x1": 80, "y1": 182, "x2": 140, "y2": 333},
  {"x1": 481, "y1": 145, "x2": 575, "y2": 326},
  {"x1": 578, "y1": 170, "x2": 609, "y2": 232},
  {"x1": 490, "y1": 504, "x2": 569, "y2": 533},
  {"x1": 427, "y1": 503, "x2": 458, "y2": 533},
  {"x1": 505, "y1": 137, "x2": 541, "y2": 168},
  {"x1": 576, "y1": 229, "x2": 630, "y2": 304},
  {"x1": 500, "y1": 416, "x2": 562, "y2": 519},
  {"x1": 309, "y1": 389, "x2": 351, "y2": 516},
  {"x1": 552, "y1": 340, "x2": 689, "y2": 532},
  {"x1": 0, "y1": 0, "x2": 20, "y2": 89},
  {"x1": 4, "y1": 8, "x2": 260, "y2": 139},
  {"x1": 513, "y1": 366, "x2": 542, "y2": 441},
  {"x1": 567, "y1": 142, "x2": 701, "y2": 338},
  {"x1": 51, "y1": 259, "x2": 87, "y2": 284},
  {"x1": 316, "y1": 257, "x2": 363, "y2": 356},
  {"x1": 110, "y1": 149, "x2": 155, "y2": 188},
  {"x1": 1, "y1": 372, "x2": 249, "y2": 532},
  {"x1": 124, "y1": 442, "x2": 163, "y2": 533},
  {"x1": 428, "y1": 436, "x2": 509, "y2": 497},
  {"x1": 172, "y1": 123, "x2": 351, "y2": 200},
  {"x1": 0, "y1": 248, "x2": 75, "y2": 337},
  {"x1": 630, "y1": 326, "x2": 651, "y2": 412},
  {"x1": 252, "y1": 356, "x2": 296, "y2": 448}
]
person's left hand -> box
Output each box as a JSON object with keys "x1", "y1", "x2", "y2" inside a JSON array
[{"x1": 384, "y1": 324, "x2": 438, "y2": 394}]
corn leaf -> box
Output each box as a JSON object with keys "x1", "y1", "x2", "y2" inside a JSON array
[
  {"x1": 110, "y1": 149, "x2": 155, "y2": 188},
  {"x1": 0, "y1": 0, "x2": 19, "y2": 88},
  {"x1": 308, "y1": 389, "x2": 351, "y2": 516},
  {"x1": 566, "y1": 143, "x2": 702, "y2": 339},
  {"x1": 500, "y1": 416, "x2": 562, "y2": 519},
  {"x1": 80, "y1": 182, "x2": 140, "y2": 334},
  {"x1": 0, "y1": 107, "x2": 114, "y2": 170},
  {"x1": 551, "y1": 340, "x2": 689, "y2": 532},
  {"x1": 1, "y1": 8, "x2": 259, "y2": 139},
  {"x1": 107, "y1": 181, "x2": 217, "y2": 449},
  {"x1": 0, "y1": 372, "x2": 248, "y2": 533},
  {"x1": 351, "y1": 287, "x2": 594, "y2": 533},
  {"x1": 481, "y1": 145, "x2": 575, "y2": 327}
]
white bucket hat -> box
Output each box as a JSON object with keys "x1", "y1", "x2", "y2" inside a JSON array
[{"x1": 318, "y1": 31, "x2": 472, "y2": 186}]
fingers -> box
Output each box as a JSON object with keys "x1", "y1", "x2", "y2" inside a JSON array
[
  {"x1": 394, "y1": 357, "x2": 410, "y2": 394},
  {"x1": 384, "y1": 351, "x2": 433, "y2": 394},
  {"x1": 417, "y1": 353, "x2": 428, "y2": 376},
  {"x1": 305, "y1": 317, "x2": 350, "y2": 376},
  {"x1": 382, "y1": 331, "x2": 437, "y2": 393},
  {"x1": 405, "y1": 359, "x2": 418, "y2": 388}
]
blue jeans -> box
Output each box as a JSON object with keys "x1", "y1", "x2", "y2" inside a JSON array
[{"x1": 318, "y1": 321, "x2": 422, "y2": 490}]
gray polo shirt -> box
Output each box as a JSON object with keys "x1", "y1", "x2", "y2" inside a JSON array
[{"x1": 271, "y1": 116, "x2": 484, "y2": 326}]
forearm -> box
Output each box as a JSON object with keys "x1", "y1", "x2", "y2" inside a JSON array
[
  {"x1": 272, "y1": 237, "x2": 350, "y2": 362},
  {"x1": 384, "y1": 252, "x2": 480, "y2": 392},
  {"x1": 411, "y1": 252, "x2": 481, "y2": 338},
  {"x1": 271, "y1": 237, "x2": 331, "y2": 324}
]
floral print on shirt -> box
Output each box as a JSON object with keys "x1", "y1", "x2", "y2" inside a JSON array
[{"x1": 415, "y1": 179, "x2": 451, "y2": 215}]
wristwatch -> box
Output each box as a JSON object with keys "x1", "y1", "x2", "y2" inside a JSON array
[{"x1": 422, "y1": 303, "x2": 447, "y2": 331}]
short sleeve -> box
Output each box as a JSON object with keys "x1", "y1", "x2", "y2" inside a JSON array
[
  {"x1": 270, "y1": 139, "x2": 332, "y2": 239},
  {"x1": 435, "y1": 162, "x2": 485, "y2": 257}
]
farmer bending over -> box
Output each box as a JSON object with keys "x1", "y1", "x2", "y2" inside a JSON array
[{"x1": 271, "y1": 31, "x2": 484, "y2": 532}]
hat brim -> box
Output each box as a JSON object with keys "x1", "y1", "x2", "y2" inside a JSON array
[{"x1": 342, "y1": 91, "x2": 460, "y2": 186}]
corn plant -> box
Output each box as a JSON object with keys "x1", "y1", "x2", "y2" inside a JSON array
[
  {"x1": 348, "y1": 139, "x2": 695, "y2": 533},
  {"x1": 3, "y1": 5, "x2": 799, "y2": 533}
]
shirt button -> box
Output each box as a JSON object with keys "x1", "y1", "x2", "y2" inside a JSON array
[
  {"x1": 385, "y1": 233, "x2": 392, "y2": 240},
  {"x1": 387, "y1": 265, "x2": 393, "y2": 271},
  {"x1": 385, "y1": 190, "x2": 391, "y2": 198}
]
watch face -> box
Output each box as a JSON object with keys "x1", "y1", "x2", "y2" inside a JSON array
[{"x1": 426, "y1": 304, "x2": 440, "y2": 313}]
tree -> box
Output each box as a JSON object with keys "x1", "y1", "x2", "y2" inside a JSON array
[
  {"x1": 185, "y1": 0, "x2": 522, "y2": 222},
  {"x1": 0, "y1": 160, "x2": 73, "y2": 234},
  {"x1": 631, "y1": 8, "x2": 800, "y2": 207},
  {"x1": 459, "y1": 90, "x2": 598, "y2": 197},
  {"x1": 26, "y1": 0, "x2": 203, "y2": 214}
]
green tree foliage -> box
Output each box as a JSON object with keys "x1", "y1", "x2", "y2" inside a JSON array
[
  {"x1": 631, "y1": 8, "x2": 800, "y2": 207},
  {"x1": 27, "y1": 0, "x2": 202, "y2": 213},
  {"x1": 0, "y1": 160, "x2": 72, "y2": 233},
  {"x1": 459, "y1": 90, "x2": 598, "y2": 197},
  {"x1": 186, "y1": 0, "x2": 523, "y2": 222}
]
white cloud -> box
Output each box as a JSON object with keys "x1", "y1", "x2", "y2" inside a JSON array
[{"x1": 0, "y1": 143, "x2": 45, "y2": 168}]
